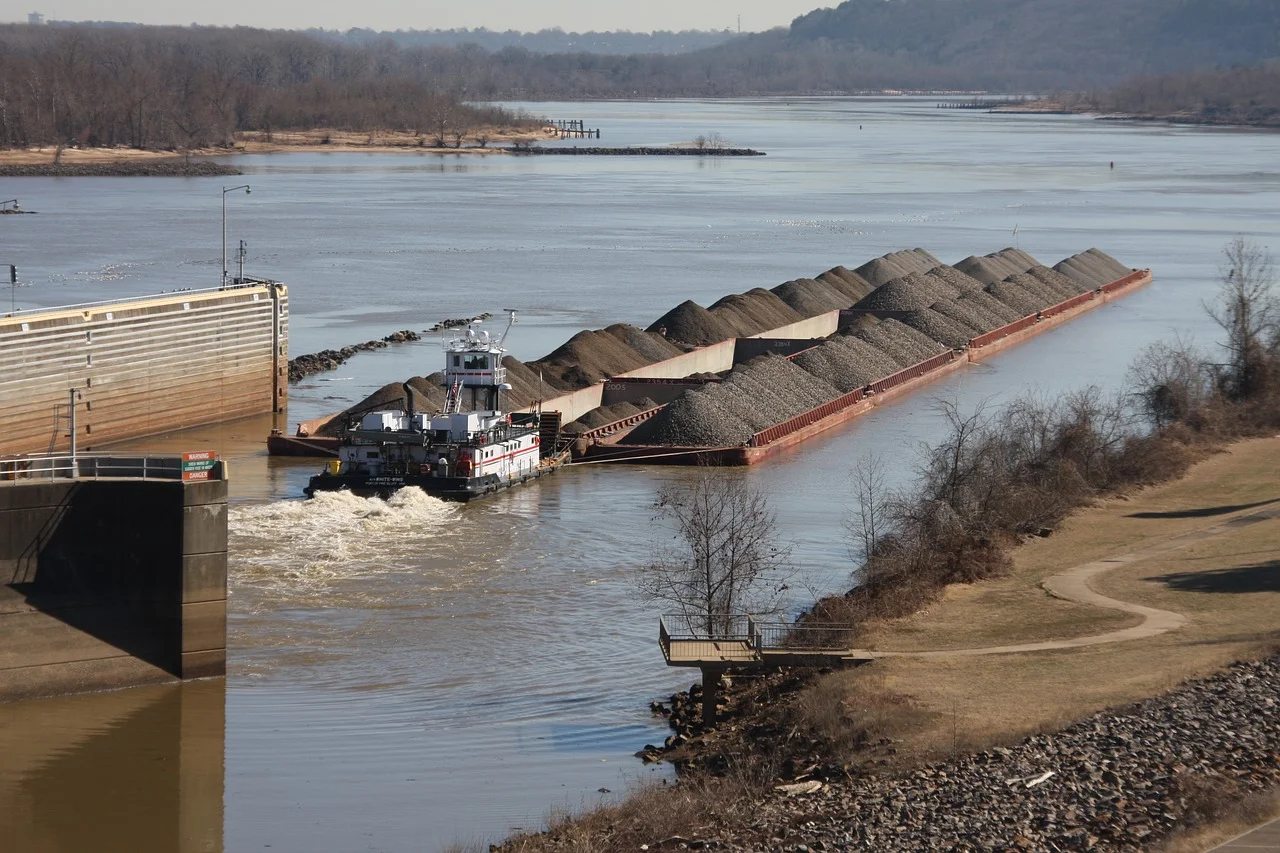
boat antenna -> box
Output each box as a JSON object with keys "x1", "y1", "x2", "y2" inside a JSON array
[{"x1": 497, "y1": 308, "x2": 518, "y2": 348}]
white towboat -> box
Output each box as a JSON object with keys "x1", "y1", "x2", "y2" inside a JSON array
[{"x1": 304, "y1": 311, "x2": 567, "y2": 502}]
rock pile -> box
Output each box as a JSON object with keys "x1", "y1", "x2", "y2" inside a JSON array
[
  {"x1": 855, "y1": 249, "x2": 944, "y2": 288},
  {"x1": 625, "y1": 355, "x2": 840, "y2": 446},
  {"x1": 288, "y1": 329, "x2": 422, "y2": 382},
  {"x1": 563, "y1": 397, "x2": 661, "y2": 434},
  {"x1": 648, "y1": 265, "x2": 873, "y2": 347},
  {"x1": 1055, "y1": 249, "x2": 1134, "y2": 289},
  {"x1": 670, "y1": 655, "x2": 1280, "y2": 852},
  {"x1": 427, "y1": 312, "x2": 492, "y2": 332}
]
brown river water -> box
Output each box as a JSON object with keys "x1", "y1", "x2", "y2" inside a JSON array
[{"x1": 2, "y1": 97, "x2": 1279, "y2": 851}]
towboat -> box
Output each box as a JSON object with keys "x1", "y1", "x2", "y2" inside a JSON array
[{"x1": 304, "y1": 311, "x2": 568, "y2": 502}]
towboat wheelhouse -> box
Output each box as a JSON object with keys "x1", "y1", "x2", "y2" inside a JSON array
[{"x1": 305, "y1": 312, "x2": 563, "y2": 501}]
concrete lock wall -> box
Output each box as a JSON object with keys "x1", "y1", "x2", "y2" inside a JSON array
[
  {"x1": 0, "y1": 284, "x2": 288, "y2": 456},
  {"x1": 0, "y1": 475, "x2": 228, "y2": 701}
]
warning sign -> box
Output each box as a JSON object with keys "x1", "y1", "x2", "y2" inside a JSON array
[{"x1": 182, "y1": 451, "x2": 219, "y2": 481}]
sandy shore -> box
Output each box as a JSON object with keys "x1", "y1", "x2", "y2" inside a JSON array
[{"x1": 0, "y1": 126, "x2": 557, "y2": 166}]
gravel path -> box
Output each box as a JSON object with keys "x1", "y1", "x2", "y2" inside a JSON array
[{"x1": 856, "y1": 502, "x2": 1279, "y2": 659}]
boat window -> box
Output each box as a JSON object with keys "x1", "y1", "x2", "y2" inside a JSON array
[
  {"x1": 463, "y1": 354, "x2": 489, "y2": 370},
  {"x1": 453, "y1": 355, "x2": 461, "y2": 367},
  {"x1": 367, "y1": 451, "x2": 380, "y2": 459}
]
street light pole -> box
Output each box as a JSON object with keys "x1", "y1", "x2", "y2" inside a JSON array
[{"x1": 221, "y1": 185, "x2": 250, "y2": 288}]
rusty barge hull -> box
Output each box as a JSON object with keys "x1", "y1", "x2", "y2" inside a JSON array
[{"x1": 581, "y1": 270, "x2": 1152, "y2": 466}]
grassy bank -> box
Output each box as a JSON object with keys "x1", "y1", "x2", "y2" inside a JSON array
[{"x1": 491, "y1": 435, "x2": 1280, "y2": 851}]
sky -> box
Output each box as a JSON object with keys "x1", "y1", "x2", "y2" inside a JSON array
[{"x1": 2, "y1": 0, "x2": 831, "y2": 33}]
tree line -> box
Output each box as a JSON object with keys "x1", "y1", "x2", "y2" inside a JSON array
[
  {"x1": 0, "y1": 24, "x2": 536, "y2": 150},
  {"x1": 1059, "y1": 61, "x2": 1280, "y2": 127}
]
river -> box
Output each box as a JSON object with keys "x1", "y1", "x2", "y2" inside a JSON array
[{"x1": 1, "y1": 97, "x2": 1278, "y2": 852}]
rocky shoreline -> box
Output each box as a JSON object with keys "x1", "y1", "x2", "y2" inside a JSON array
[
  {"x1": 506, "y1": 654, "x2": 1280, "y2": 851},
  {"x1": 513, "y1": 146, "x2": 766, "y2": 156},
  {"x1": 0, "y1": 160, "x2": 242, "y2": 177}
]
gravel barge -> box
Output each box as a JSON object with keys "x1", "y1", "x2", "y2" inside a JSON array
[
  {"x1": 270, "y1": 248, "x2": 1148, "y2": 465},
  {"x1": 583, "y1": 265, "x2": 1152, "y2": 465}
]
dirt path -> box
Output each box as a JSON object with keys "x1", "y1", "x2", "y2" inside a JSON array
[{"x1": 854, "y1": 502, "x2": 1280, "y2": 659}]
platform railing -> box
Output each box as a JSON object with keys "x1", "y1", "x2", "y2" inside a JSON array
[
  {"x1": 659, "y1": 612, "x2": 851, "y2": 663},
  {"x1": 0, "y1": 454, "x2": 197, "y2": 482}
]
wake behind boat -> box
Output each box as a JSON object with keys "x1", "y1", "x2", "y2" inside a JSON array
[{"x1": 304, "y1": 311, "x2": 569, "y2": 502}]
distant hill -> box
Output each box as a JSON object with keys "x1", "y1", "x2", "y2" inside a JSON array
[
  {"x1": 782, "y1": 0, "x2": 1280, "y2": 88},
  {"x1": 312, "y1": 27, "x2": 739, "y2": 56}
]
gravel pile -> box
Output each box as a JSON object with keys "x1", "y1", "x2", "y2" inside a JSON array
[
  {"x1": 772, "y1": 278, "x2": 850, "y2": 315},
  {"x1": 708, "y1": 288, "x2": 805, "y2": 336},
  {"x1": 1027, "y1": 265, "x2": 1089, "y2": 300},
  {"x1": 901, "y1": 307, "x2": 979, "y2": 349},
  {"x1": 646, "y1": 299, "x2": 739, "y2": 346},
  {"x1": 563, "y1": 397, "x2": 662, "y2": 433},
  {"x1": 663, "y1": 655, "x2": 1280, "y2": 853},
  {"x1": 855, "y1": 318, "x2": 947, "y2": 367},
  {"x1": 957, "y1": 289, "x2": 1022, "y2": 325},
  {"x1": 1055, "y1": 249, "x2": 1134, "y2": 289},
  {"x1": 817, "y1": 266, "x2": 876, "y2": 302},
  {"x1": 854, "y1": 271, "x2": 960, "y2": 312},
  {"x1": 930, "y1": 296, "x2": 1000, "y2": 334},
  {"x1": 1086, "y1": 248, "x2": 1134, "y2": 278},
  {"x1": 604, "y1": 323, "x2": 684, "y2": 363},
  {"x1": 926, "y1": 264, "x2": 987, "y2": 294},
  {"x1": 855, "y1": 249, "x2": 943, "y2": 288},
  {"x1": 624, "y1": 354, "x2": 839, "y2": 446},
  {"x1": 500, "y1": 356, "x2": 558, "y2": 399},
  {"x1": 955, "y1": 247, "x2": 1041, "y2": 285},
  {"x1": 1007, "y1": 272, "x2": 1064, "y2": 307},
  {"x1": 986, "y1": 279, "x2": 1048, "y2": 316},
  {"x1": 533, "y1": 329, "x2": 659, "y2": 387},
  {"x1": 793, "y1": 334, "x2": 905, "y2": 392}
]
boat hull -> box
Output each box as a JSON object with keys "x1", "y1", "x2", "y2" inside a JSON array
[{"x1": 304, "y1": 459, "x2": 564, "y2": 503}]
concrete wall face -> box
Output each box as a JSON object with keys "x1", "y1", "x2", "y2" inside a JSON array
[
  {"x1": 0, "y1": 285, "x2": 288, "y2": 456},
  {"x1": 0, "y1": 477, "x2": 228, "y2": 701}
]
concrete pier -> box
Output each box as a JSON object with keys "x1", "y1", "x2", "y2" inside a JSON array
[{"x1": 0, "y1": 457, "x2": 228, "y2": 701}]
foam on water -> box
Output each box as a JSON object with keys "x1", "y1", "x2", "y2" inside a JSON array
[{"x1": 229, "y1": 488, "x2": 458, "y2": 600}]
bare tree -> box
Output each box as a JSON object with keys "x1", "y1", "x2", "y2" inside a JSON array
[
  {"x1": 473, "y1": 131, "x2": 489, "y2": 148},
  {"x1": 636, "y1": 472, "x2": 792, "y2": 636},
  {"x1": 1205, "y1": 237, "x2": 1277, "y2": 400},
  {"x1": 845, "y1": 453, "x2": 892, "y2": 582},
  {"x1": 1127, "y1": 333, "x2": 1211, "y2": 430}
]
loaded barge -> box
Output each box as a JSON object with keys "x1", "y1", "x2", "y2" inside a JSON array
[
  {"x1": 577, "y1": 268, "x2": 1154, "y2": 465},
  {"x1": 278, "y1": 249, "x2": 1151, "y2": 471},
  {"x1": 305, "y1": 313, "x2": 568, "y2": 501}
]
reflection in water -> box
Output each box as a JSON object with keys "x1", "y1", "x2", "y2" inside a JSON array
[{"x1": 0, "y1": 679, "x2": 225, "y2": 853}]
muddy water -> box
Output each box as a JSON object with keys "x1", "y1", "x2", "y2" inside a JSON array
[{"x1": 3, "y1": 98, "x2": 1280, "y2": 852}]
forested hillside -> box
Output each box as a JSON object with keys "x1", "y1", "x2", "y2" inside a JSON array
[
  {"x1": 0, "y1": 25, "x2": 534, "y2": 150},
  {"x1": 786, "y1": 0, "x2": 1280, "y2": 88}
]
